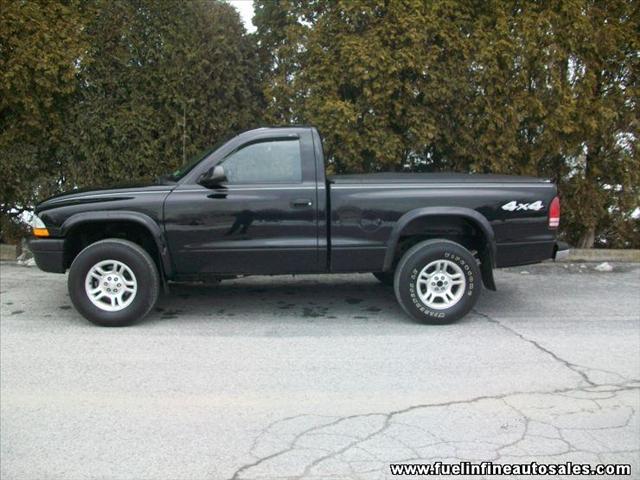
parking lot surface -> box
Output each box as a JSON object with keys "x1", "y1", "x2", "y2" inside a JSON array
[{"x1": 1, "y1": 262, "x2": 639, "y2": 479}]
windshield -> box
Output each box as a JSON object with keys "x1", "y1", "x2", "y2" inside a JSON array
[
  {"x1": 168, "y1": 146, "x2": 217, "y2": 181},
  {"x1": 168, "y1": 134, "x2": 235, "y2": 181}
]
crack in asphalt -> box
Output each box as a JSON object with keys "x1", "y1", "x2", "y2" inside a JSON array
[
  {"x1": 472, "y1": 309, "x2": 633, "y2": 388},
  {"x1": 227, "y1": 382, "x2": 639, "y2": 479},
  {"x1": 230, "y1": 414, "x2": 385, "y2": 480},
  {"x1": 227, "y1": 311, "x2": 640, "y2": 479}
]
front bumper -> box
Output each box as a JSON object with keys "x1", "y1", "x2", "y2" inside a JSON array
[
  {"x1": 28, "y1": 238, "x2": 66, "y2": 273},
  {"x1": 553, "y1": 241, "x2": 571, "y2": 261}
]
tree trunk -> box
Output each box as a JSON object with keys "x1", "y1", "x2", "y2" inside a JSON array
[{"x1": 577, "y1": 227, "x2": 596, "y2": 249}]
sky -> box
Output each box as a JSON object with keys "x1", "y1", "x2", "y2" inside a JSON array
[{"x1": 228, "y1": 0, "x2": 256, "y2": 33}]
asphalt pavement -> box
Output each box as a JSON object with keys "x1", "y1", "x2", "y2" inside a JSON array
[{"x1": 1, "y1": 262, "x2": 639, "y2": 479}]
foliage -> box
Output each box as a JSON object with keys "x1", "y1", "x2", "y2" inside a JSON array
[
  {"x1": 253, "y1": 0, "x2": 303, "y2": 123},
  {"x1": 0, "y1": 0, "x2": 87, "y2": 231},
  {"x1": 255, "y1": 0, "x2": 639, "y2": 247},
  {"x1": 62, "y1": 0, "x2": 262, "y2": 186}
]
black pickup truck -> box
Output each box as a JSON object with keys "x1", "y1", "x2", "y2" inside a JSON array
[{"x1": 29, "y1": 126, "x2": 567, "y2": 326}]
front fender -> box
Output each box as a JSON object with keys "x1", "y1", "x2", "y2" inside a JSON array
[{"x1": 60, "y1": 210, "x2": 173, "y2": 278}]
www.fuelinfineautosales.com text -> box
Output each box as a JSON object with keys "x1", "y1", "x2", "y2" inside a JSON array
[{"x1": 389, "y1": 461, "x2": 631, "y2": 476}]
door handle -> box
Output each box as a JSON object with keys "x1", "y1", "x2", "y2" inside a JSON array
[
  {"x1": 207, "y1": 192, "x2": 228, "y2": 199},
  {"x1": 291, "y1": 198, "x2": 313, "y2": 208}
]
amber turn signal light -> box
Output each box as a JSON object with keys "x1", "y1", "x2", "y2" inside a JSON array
[
  {"x1": 31, "y1": 215, "x2": 50, "y2": 237},
  {"x1": 32, "y1": 227, "x2": 50, "y2": 237}
]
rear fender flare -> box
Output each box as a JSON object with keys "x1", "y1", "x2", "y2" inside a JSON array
[{"x1": 383, "y1": 207, "x2": 496, "y2": 290}]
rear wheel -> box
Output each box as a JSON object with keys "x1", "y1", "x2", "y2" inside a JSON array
[
  {"x1": 394, "y1": 239, "x2": 481, "y2": 324},
  {"x1": 68, "y1": 239, "x2": 160, "y2": 326}
]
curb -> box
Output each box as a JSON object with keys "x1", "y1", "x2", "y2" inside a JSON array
[
  {"x1": 0, "y1": 244, "x2": 17, "y2": 261},
  {"x1": 559, "y1": 249, "x2": 640, "y2": 262}
]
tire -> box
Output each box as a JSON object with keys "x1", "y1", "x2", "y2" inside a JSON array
[
  {"x1": 373, "y1": 271, "x2": 394, "y2": 286},
  {"x1": 68, "y1": 239, "x2": 160, "y2": 327},
  {"x1": 394, "y1": 239, "x2": 481, "y2": 324}
]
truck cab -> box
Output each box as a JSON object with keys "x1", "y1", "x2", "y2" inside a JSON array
[{"x1": 163, "y1": 127, "x2": 327, "y2": 275}]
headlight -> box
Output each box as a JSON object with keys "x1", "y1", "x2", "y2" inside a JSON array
[{"x1": 31, "y1": 214, "x2": 50, "y2": 237}]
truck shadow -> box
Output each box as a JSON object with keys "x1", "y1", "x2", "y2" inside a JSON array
[
  {"x1": 37, "y1": 273, "x2": 513, "y2": 328},
  {"x1": 149, "y1": 276, "x2": 409, "y2": 326},
  {"x1": 144, "y1": 274, "x2": 510, "y2": 327}
]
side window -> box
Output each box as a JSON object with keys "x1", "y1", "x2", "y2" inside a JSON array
[{"x1": 221, "y1": 139, "x2": 302, "y2": 184}]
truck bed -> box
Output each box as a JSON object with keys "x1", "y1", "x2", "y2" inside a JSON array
[{"x1": 328, "y1": 171, "x2": 557, "y2": 272}]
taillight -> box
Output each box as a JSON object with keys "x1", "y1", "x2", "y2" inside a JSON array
[{"x1": 548, "y1": 196, "x2": 560, "y2": 228}]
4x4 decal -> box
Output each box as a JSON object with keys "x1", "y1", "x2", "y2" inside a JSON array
[{"x1": 501, "y1": 200, "x2": 544, "y2": 212}]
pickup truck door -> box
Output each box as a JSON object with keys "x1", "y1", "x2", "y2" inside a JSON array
[{"x1": 163, "y1": 131, "x2": 320, "y2": 275}]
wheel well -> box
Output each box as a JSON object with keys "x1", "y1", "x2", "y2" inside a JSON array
[
  {"x1": 63, "y1": 221, "x2": 161, "y2": 272},
  {"x1": 390, "y1": 215, "x2": 496, "y2": 289}
]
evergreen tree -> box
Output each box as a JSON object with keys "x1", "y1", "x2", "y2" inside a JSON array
[
  {"x1": 64, "y1": 0, "x2": 262, "y2": 186},
  {"x1": 253, "y1": 0, "x2": 303, "y2": 123},
  {"x1": 0, "y1": 0, "x2": 86, "y2": 238}
]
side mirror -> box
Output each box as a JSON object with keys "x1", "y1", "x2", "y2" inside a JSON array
[{"x1": 199, "y1": 165, "x2": 227, "y2": 188}]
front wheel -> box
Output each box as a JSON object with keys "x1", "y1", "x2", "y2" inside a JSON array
[
  {"x1": 394, "y1": 239, "x2": 481, "y2": 324},
  {"x1": 68, "y1": 239, "x2": 160, "y2": 326}
]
